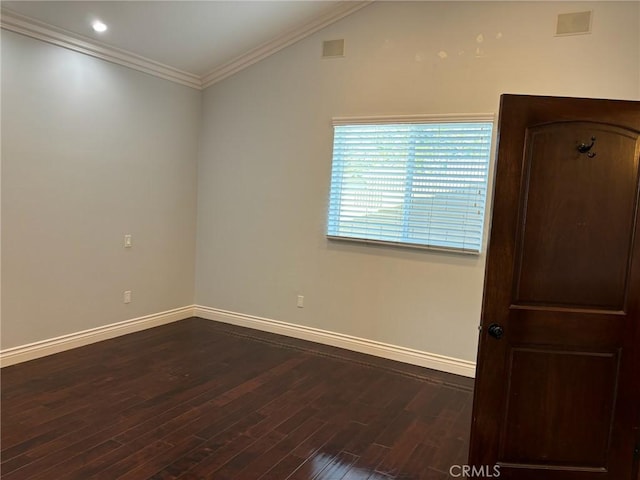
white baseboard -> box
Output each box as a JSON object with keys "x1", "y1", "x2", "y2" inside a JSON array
[
  {"x1": 1, "y1": 305, "x2": 477, "y2": 378},
  {"x1": 0, "y1": 306, "x2": 195, "y2": 367},
  {"x1": 194, "y1": 305, "x2": 476, "y2": 378}
]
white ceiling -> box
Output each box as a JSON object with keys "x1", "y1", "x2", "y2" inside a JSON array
[{"x1": 1, "y1": 1, "x2": 367, "y2": 78}]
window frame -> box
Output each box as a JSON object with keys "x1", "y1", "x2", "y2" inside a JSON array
[{"x1": 326, "y1": 113, "x2": 495, "y2": 255}]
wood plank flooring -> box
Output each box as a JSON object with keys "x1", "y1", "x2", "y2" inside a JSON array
[{"x1": 1, "y1": 318, "x2": 474, "y2": 479}]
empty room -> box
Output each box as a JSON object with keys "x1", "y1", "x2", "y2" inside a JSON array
[{"x1": 1, "y1": 1, "x2": 639, "y2": 479}]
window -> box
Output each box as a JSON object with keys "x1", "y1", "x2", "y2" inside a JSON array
[{"x1": 327, "y1": 115, "x2": 494, "y2": 254}]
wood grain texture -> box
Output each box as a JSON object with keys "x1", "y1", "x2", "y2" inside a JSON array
[
  {"x1": 470, "y1": 94, "x2": 640, "y2": 480},
  {"x1": 2, "y1": 317, "x2": 473, "y2": 479}
]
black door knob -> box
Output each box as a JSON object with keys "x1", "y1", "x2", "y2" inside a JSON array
[{"x1": 488, "y1": 323, "x2": 504, "y2": 340}]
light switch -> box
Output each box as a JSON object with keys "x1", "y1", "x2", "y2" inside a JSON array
[{"x1": 124, "y1": 234, "x2": 132, "y2": 248}]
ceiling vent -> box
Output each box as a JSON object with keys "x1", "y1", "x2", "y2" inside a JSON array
[
  {"x1": 322, "y1": 39, "x2": 345, "y2": 58},
  {"x1": 556, "y1": 11, "x2": 592, "y2": 36}
]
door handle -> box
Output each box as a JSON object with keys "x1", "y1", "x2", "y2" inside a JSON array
[{"x1": 488, "y1": 323, "x2": 504, "y2": 340}]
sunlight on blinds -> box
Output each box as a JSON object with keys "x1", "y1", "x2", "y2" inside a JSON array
[{"x1": 327, "y1": 118, "x2": 493, "y2": 253}]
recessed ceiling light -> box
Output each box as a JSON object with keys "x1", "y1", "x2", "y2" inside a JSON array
[{"x1": 92, "y1": 21, "x2": 108, "y2": 33}]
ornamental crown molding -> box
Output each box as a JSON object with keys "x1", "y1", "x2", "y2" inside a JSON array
[
  {"x1": 1, "y1": 1, "x2": 373, "y2": 91},
  {"x1": 0, "y1": 9, "x2": 202, "y2": 89},
  {"x1": 200, "y1": 1, "x2": 372, "y2": 88}
]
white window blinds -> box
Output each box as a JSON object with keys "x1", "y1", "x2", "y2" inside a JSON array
[{"x1": 327, "y1": 116, "x2": 494, "y2": 253}]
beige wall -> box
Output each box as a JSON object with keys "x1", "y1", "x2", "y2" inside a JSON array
[
  {"x1": 2, "y1": 1, "x2": 638, "y2": 360},
  {"x1": 1, "y1": 30, "x2": 201, "y2": 349},
  {"x1": 195, "y1": 1, "x2": 640, "y2": 362}
]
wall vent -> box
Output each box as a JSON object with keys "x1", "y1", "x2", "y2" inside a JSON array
[
  {"x1": 556, "y1": 11, "x2": 592, "y2": 36},
  {"x1": 322, "y1": 39, "x2": 345, "y2": 58}
]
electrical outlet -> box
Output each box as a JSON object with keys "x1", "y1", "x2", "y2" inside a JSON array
[
  {"x1": 124, "y1": 290, "x2": 132, "y2": 304},
  {"x1": 124, "y1": 234, "x2": 132, "y2": 248},
  {"x1": 297, "y1": 295, "x2": 304, "y2": 308}
]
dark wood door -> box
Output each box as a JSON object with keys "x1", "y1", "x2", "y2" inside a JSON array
[{"x1": 469, "y1": 95, "x2": 640, "y2": 480}]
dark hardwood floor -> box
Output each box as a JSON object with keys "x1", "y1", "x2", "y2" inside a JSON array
[{"x1": 1, "y1": 317, "x2": 474, "y2": 479}]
